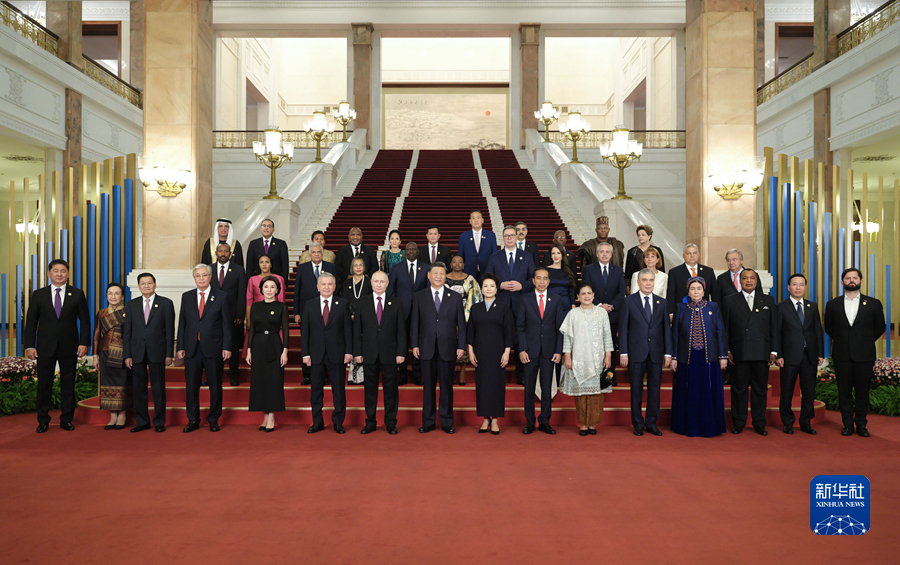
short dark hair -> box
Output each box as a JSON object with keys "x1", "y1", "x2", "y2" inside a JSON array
[
  {"x1": 480, "y1": 273, "x2": 500, "y2": 289},
  {"x1": 428, "y1": 261, "x2": 447, "y2": 274},
  {"x1": 259, "y1": 275, "x2": 281, "y2": 295},
  {"x1": 261, "y1": 218, "x2": 275, "y2": 227},
  {"x1": 426, "y1": 225, "x2": 440, "y2": 234},
  {"x1": 469, "y1": 210, "x2": 483, "y2": 218},
  {"x1": 48, "y1": 259, "x2": 68, "y2": 270},
  {"x1": 311, "y1": 230, "x2": 325, "y2": 241},
  {"x1": 388, "y1": 229, "x2": 402, "y2": 241},
  {"x1": 515, "y1": 221, "x2": 527, "y2": 228},
  {"x1": 533, "y1": 267, "x2": 549, "y2": 278},
  {"x1": 136, "y1": 272, "x2": 156, "y2": 284},
  {"x1": 740, "y1": 268, "x2": 758, "y2": 280},
  {"x1": 575, "y1": 281, "x2": 594, "y2": 295},
  {"x1": 841, "y1": 267, "x2": 863, "y2": 280},
  {"x1": 257, "y1": 253, "x2": 272, "y2": 267},
  {"x1": 788, "y1": 273, "x2": 807, "y2": 285},
  {"x1": 106, "y1": 282, "x2": 125, "y2": 295}
]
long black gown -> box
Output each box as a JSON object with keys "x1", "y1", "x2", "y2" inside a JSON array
[
  {"x1": 466, "y1": 300, "x2": 514, "y2": 417},
  {"x1": 248, "y1": 301, "x2": 289, "y2": 412}
]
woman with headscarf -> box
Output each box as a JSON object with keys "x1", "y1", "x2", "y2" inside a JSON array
[
  {"x1": 669, "y1": 277, "x2": 728, "y2": 437},
  {"x1": 200, "y1": 218, "x2": 244, "y2": 267}
]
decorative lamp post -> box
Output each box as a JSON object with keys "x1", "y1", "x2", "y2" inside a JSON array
[
  {"x1": 304, "y1": 111, "x2": 335, "y2": 164},
  {"x1": 558, "y1": 111, "x2": 590, "y2": 163},
  {"x1": 332, "y1": 101, "x2": 356, "y2": 142},
  {"x1": 138, "y1": 162, "x2": 191, "y2": 197},
  {"x1": 534, "y1": 101, "x2": 560, "y2": 143},
  {"x1": 252, "y1": 127, "x2": 294, "y2": 200},
  {"x1": 599, "y1": 126, "x2": 642, "y2": 200},
  {"x1": 707, "y1": 157, "x2": 765, "y2": 200}
]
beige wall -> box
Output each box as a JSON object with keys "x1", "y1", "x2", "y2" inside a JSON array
[
  {"x1": 544, "y1": 37, "x2": 619, "y2": 130},
  {"x1": 219, "y1": 39, "x2": 240, "y2": 130},
  {"x1": 654, "y1": 38, "x2": 673, "y2": 130},
  {"x1": 381, "y1": 37, "x2": 510, "y2": 80}
]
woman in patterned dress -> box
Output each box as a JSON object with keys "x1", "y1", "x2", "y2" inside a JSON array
[
  {"x1": 93, "y1": 283, "x2": 132, "y2": 430},
  {"x1": 379, "y1": 230, "x2": 405, "y2": 275},
  {"x1": 444, "y1": 255, "x2": 481, "y2": 385}
]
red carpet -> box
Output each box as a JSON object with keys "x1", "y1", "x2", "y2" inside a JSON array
[{"x1": 2, "y1": 409, "x2": 897, "y2": 563}]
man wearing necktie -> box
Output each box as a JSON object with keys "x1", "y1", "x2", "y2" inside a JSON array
[
  {"x1": 24, "y1": 259, "x2": 91, "y2": 433},
  {"x1": 336, "y1": 227, "x2": 378, "y2": 283},
  {"x1": 717, "y1": 248, "x2": 759, "y2": 301},
  {"x1": 209, "y1": 243, "x2": 247, "y2": 387},
  {"x1": 244, "y1": 219, "x2": 290, "y2": 279},
  {"x1": 389, "y1": 242, "x2": 429, "y2": 385},
  {"x1": 582, "y1": 242, "x2": 626, "y2": 362},
  {"x1": 423, "y1": 225, "x2": 451, "y2": 266},
  {"x1": 293, "y1": 241, "x2": 336, "y2": 385},
  {"x1": 515, "y1": 221, "x2": 541, "y2": 267},
  {"x1": 666, "y1": 243, "x2": 719, "y2": 318}
]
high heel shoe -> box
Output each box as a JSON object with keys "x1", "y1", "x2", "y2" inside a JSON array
[
  {"x1": 114, "y1": 425, "x2": 125, "y2": 430},
  {"x1": 479, "y1": 417, "x2": 490, "y2": 434},
  {"x1": 104, "y1": 424, "x2": 116, "y2": 430},
  {"x1": 265, "y1": 426, "x2": 275, "y2": 433},
  {"x1": 258, "y1": 426, "x2": 266, "y2": 431},
  {"x1": 490, "y1": 424, "x2": 500, "y2": 436}
]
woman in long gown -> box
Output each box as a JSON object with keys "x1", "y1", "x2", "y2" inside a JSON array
[
  {"x1": 445, "y1": 255, "x2": 481, "y2": 385},
  {"x1": 628, "y1": 247, "x2": 667, "y2": 298},
  {"x1": 93, "y1": 283, "x2": 132, "y2": 430},
  {"x1": 341, "y1": 257, "x2": 372, "y2": 384},
  {"x1": 466, "y1": 274, "x2": 513, "y2": 435},
  {"x1": 246, "y1": 276, "x2": 289, "y2": 432},
  {"x1": 243, "y1": 253, "x2": 285, "y2": 358},
  {"x1": 669, "y1": 277, "x2": 728, "y2": 437},
  {"x1": 560, "y1": 282, "x2": 614, "y2": 436}
]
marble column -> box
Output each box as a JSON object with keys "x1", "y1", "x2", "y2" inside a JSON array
[
  {"x1": 685, "y1": 0, "x2": 758, "y2": 265},
  {"x1": 130, "y1": 0, "x2": 145, "y2": 91},
  {"x1": 813, "y1": 0, "x2": 851, "y2": 68},
  {"x1": 63, "y1": 89, "x2": 82, "y2": 210},
  {"x1": 756, "y1": 0, "x2": 765, "y2": 88},
  {"x1": 142, "y1": 0, "x2": 214, "y2": 270},
  {"x1": 45, "y1": 1, "x2": 82, "y2": 66},
  {"x1": 519, "y1": 23, "x2": 540, "y2": 149},
  {"x1": 352, "y1": 23, "x2": 373, "y2": 149},
  {"x1": 814, "y1": 88, "x2": 833, "y2": 211}
]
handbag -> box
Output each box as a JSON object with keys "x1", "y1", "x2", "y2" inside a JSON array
[{"x1": 599, "y1": 366, "x2": 615, "y2": 389}]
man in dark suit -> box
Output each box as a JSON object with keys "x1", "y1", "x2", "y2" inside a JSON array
[
  {"x1": 301, "y1": 272, "x2": 353, "y2": 434},
  {"x1": 24, "y1": 259, "x2": 91, "y2": 433},
  {"x1": 411, "y1": 262, "x2": 467, "y2": 434},
  {"x1": 515, "y1": 221, "x2": 541, "y2": 267},
  {"x1": 335, "y1": 227, "x2": 378, "y2": 282},
  {"x1": 775, "y1": 274, "x2": 824, "y2": 435},
  {"x1": 353, "y1": 271, "x2": 406, "y2": 434},
  {"x1": 458, "y1": 210, "x2": 497, "y2": 278},
  {"x1": 123, "y1": 272, "x2": 175, "y2": 433},
  {"x1": 717, "y1": 248, "x2": 759, "y2": 301},
  {"x1": 722, "y1": 269, "x2": 780, "y2": 435},
  {"x1": 824, "y1": 268, "x2": 886, "y2": 437},
  {"x1": 619, "y1": 269, "x2": 673, "y2": 436},
  {"x1": 389, "y1": 242, "x2": 428, "y2": 385},
  {"x1": 293, "y1": 241, "x2": 336, "y2": 385},
  {"x1": 581, "y1": 242, "x2": 626, "y2": 355},
  {"x1": 209, "y1": 243, "x2": 247, "y2": 386},
  {"x1": 542, "y1": 230, "x2": 577, "y2": 274},
  {"x1": 423, "y1": 225, "x2": 451, "y2": 266},
  {"x1": 244, "y1": 218, "x2": 289, "y2": 279},
  {"x1": 667, "y1": 243, "x2": 719, "y2": 318},
  {"x1": 517, "y1": 268, "x2": 565, "y2": 435},
  {"x1": 176, "y1": 265, "x2": 232, "y2": 433},
  {"x1": 487, "y1": 225, "x2": 536, "y2": 385}
]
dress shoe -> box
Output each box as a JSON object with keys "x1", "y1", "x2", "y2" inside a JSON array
[
  {"x1": 419, "y1": 424, "x2": 436, "y2": 433},
  {"x1": 522, "y1": 424, "x2": 535, "y2": 435},
  {"x1": 491, "y1": 428, "x2": 500, "y2": 436},
  {"x1": 229, "y1": 378, "x2": 240, "y2": 387},
  {"x1": 130, "y1": 424, "x2": 151, "y2": 433},
  {"x1": 209, "y1": 423, "x2": 221, "y2": 432},
  {"x1": 442, "y1": 426, "x2": 456, "y2": 434},
  {"x1": 105, "y1": 424, "x2": 116, "y2": 430},
  {"x1": 731, "y1": 427, "x2": 743, "y2": 435},
  {"x1": 265, "y1": 427, "x2": 275, "y2": 433},
  {"x1": 782, "y1": 425, "x2": 794, "y2": 435},
  {"x1": 60, "y1": 422, "x2": 75, "y2": 431},
  {"x1": 258, "y1": 426, "x2": 266, "y2": 431},
  {"x1": 334, "y1": 424, "x2": 346, "y2": 434},
  {"x1": 114, "y1": 425, "x2": 125, "y2": 430},
  {"x1": 588, "y1": 428, "x2": 598, "y2": 435},
  {"x1": 646, "y1": 427, "x2": 662, "y2": 436},
  {"x1": 478, "y1": 426, "x2": 489, "y2": 434},
  {"x1": 387, "y1": 426, "x2": 399, "y2": 435},
  {"x1": 753, "y1": 426, "x2": 768, "y2": 436},
  {"x1": 800, "y1": 425, "x2": 817, "y2": 435},
  {"x1": 154, "y1": 426, "x2": 165, "y2": 433},
  {"x1": 307, "y1": 422, "x2": 325, "y2": 434},
  {"x1": 301, "y1": 377, "x2": 311, "y2": 386},
  {"x1": 857, "y1": 427, "x2": 870, "y2": 437},
  {"x1": 413, "y1": 378, "x2": 423, "y2": 386},
  {"x1": 35, "y1": 424, "x2": 48, "y2": 434},
  {"x1": 360, "y1": 424, "x2": 376, "y2": 435},
  {"x1": 397, "y1": 378, "x2": 408, "y2": 386},
  {"x1": 841, "y1": 426, "x2": 854, "y2": 436},
  {"x1": 579, "y1": 429, "x2": 589, "y2": 436},
  {"x1": 633, "y1": 426, "x2": 644, "y2": 436},
  {"x1": 516, "y1": 377, "x2": 525, "y2": 386},
  {"x1": 200, "y1": 380, "x2": 208, "y2": 387},
  {"x1": 538, "y1": 424, "x2": 556, "y2": 435},
  {"x1": 183, "y1": 421, "x2": 200, "y2": 433}
]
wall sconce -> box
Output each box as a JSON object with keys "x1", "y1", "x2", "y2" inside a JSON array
[
  {"x1": 708, "y1": 158, "x2": 765, "y2": 200},
  {"x1": 138, "y1": 164, "x2": 190, "y2": 197}
]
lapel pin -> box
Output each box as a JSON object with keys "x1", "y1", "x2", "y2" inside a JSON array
[
  {"x1": 755, "y1": 308, "x2": 759, "y2": 312},
  {"x1": 68, "y1": 293, "x2": 72, "y2": 296},
  {"x1": 210, "y1": 296, "x2": 215, "y2": 301},
  {"x1": 270, "y1": 311, "x2": 275, "y2": 315},
  {"x1": 154, "y1": 304, "x2": 158, "y2": 308},
  {"x1": 863, "y1": 301, "x2": 867, "y2": 305},
  {"x1": 388, "y1": 302, "x2": 391, "y2": 305}
]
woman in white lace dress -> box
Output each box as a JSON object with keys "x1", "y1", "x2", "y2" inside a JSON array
[{"x1": 560, "y1": 281, "x2": 614, "y2": 436}]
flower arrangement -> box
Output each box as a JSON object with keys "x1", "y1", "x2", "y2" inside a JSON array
[
  {"x1": 816, "y1": 357, "x2": 900, "y2": 417},
  {"x1": 0, "y1": 357, "x2": 98, "y2": 417},
  {"x1": 0, "y1": 356, "x2": 36, "y2": 383},
  {"x1": 873, "y1": 357, "x2": 900, "y2": 388}
]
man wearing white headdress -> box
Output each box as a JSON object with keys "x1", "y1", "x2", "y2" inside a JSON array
[{"x1": 200, "y1": 218, "x2": 244, "y2": 268}]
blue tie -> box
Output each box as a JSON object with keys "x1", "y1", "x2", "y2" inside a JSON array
[
  {"x1": 315, "y1": 264, "x2": 320, "y2": 278},
  {"x1": 602, "y1": 265, "x2": 608, "y2": 287},
  {"x1": 643, "y1": 295, "x2": 652, "y2": 322},
  {"x1": 434, "y1": 290, "x2": 441, "y2": 311},
  {"x1": 508, "y1": 252, "x2": 515, "y2": 277}
]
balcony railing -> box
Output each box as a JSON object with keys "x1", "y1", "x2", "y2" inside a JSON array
[
  {"x1": 838, "y1": 0, "x2": 900, "y2": 56},
  {"x1": 546, "y1": 130, "x2": 686, "y2": 149},
  {"x1": 213, "y1": 130, "x2": 350, "y2": 149},
  {"x1": 81, "y1": 55, "x2": 143, "y2": 109},
  {"x1": 756, "y1": 54, "x2": 814, "y2": 105},
  {"x1": 0, "y1": 1, "x2": 59, "y2": 56}
]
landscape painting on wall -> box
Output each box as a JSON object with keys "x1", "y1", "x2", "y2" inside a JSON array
[{"x1": 383, "y1": 87, "x2": 508, "y2": 149}]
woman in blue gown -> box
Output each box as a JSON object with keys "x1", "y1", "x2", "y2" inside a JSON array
[{"x1": 670, "y1": 277, "x2": 727, "y2": 437}]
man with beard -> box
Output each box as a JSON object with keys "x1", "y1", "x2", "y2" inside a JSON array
[
  {"x1": 824, "y1": 268, "x2": 885, "y2": 437},
  {"x1": 577, "y1": 216, "x2": 624, "y2": 269}
]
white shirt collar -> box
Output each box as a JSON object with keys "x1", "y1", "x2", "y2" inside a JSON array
[
  {"x1": 216, "y1": 261, "x2": 230, "y2": 273},
  {"x1": 408, "y1": 259, "x2": 417, "y2": 268},
  {"x1": 599, "y1": 262, "x2": 610, "y2": 268},
  {"x1": 505, "y1": 247, "x2": 517, "y2": 253},
  {"x1": 51, "y1": 283, "x2": 66, "y2": 291},
  {"x1": 374, "y1": 292, "x2": 386, "y2": 300},
  {"x1": 640, "y1": 291, "x2": 653, "y2": 300},
  {"x1": 685, "y1": 263, "x2": 698, "y2": 270},
  {"x1": 743, "y1": 290, "x2": 755, "y2": 300},
  {"x1": 790, "y1": 296, "x2": 804, "y2": 306},
  {"x1": 535, "y1": 289, "x2": 546, "y2": 299},
  {"x1": 142, "y1": 293, "x2": 157, "y2": 302},
  {"x1": 197, "y1": 286, "x2": 210, "y2": 295},
  {"x1": 431, "y1": 285, "x2": 443, "y2": 293},
  {"x1": 844, "y1": 293, "x2": 861, "y2": 302}
]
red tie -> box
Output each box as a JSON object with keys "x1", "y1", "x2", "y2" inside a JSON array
[
  {"x1": 734, "y1": 272, "x2": 740, "y2": 290},
  {"x1": 539, "y1": 294, "x2": 545, "y2": 319},
  {"x1": 219, "y1": 265, "x2": 225, "y2": 287},
  {"x1": 198, "y1": 291, "x2": 205, "y2": 342},
  {"x1": 323, "y1": 299, "x2": 330, "y2": 325}
]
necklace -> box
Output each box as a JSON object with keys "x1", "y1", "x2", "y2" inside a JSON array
[{"x1": 352, "y1": 278, "x2": 364, "y2": 299}]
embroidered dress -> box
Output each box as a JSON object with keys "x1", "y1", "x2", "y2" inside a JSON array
[
  {"x1": 559, "y1": 307, "x2": 614, "y2": 396},
  {"x1": 94, "y1": 306, "x2": 132, "y2": 411}
]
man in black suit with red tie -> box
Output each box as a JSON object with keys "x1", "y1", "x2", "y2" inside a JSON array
[
  {"x1": 177, "y1": 265, "x2": 232, "y2": 433},
  {"x1": 209, "y1": 243, "x2": 246, "y2": 386},
  {"x1": 423, "y1": 225, "x2": 451, "y2": 266},
  {"x1": 123, "y1": 272, "x2": 175, "y2": 433},
  {"x1": 824, "y1": 268, "x2": 885, "y2": 437},
  {"x1": 389, "y1": 242, "x2": 428, "y2": 385},
  {"x1": 354, "y1": 271, "x2": 406, "y2": 434},
  {"x1": 667, "y1": 243, "x2": 718, "y2": 318},
  {"x1": 722, "y1": 269, "x2": 780, "y2": 436},
  {"x1": 244, "y1": 218, "x2": 290, "y2": 279},
  {"x1": 301, "y1": 272, "x2": 353, "y2": 434},
  {"x1": 775, "y1": 274, "x2": 824, "y2": 435},
  {"x1": 411, "y1": 262, "x2": 467, "y2": 434},
  {"x1": 24, "y1": 259, "x2": 91, "y2": 433}
]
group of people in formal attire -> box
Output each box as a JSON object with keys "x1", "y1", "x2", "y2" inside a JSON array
[{"x1": 21, "y1": 213, "x2": 885, "y2": 440}]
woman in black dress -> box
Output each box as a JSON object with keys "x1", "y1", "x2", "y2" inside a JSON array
[
  {"x1": 624, "y1": 224, "x2": 666, "y2": 293},
  {"x1": 341, "y1": 257, "x2": 372, "y2": 384},
  {"x1": 93, "y1": 283, "x2": 131, "y2": 430},
  {"x1": 246, "y1": 276, "x2": 289, "y2": 432},
  {"x1": 466, "y1": 273, "x2": 514, "y2": 435}
]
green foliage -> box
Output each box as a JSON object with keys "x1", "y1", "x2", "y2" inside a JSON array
[
  {"x1": 815, "y1": 379, "x2": 900, "y2": 417},
  {"x1": 0, "y1": 358, "x2": 98, "y2": 417}
]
